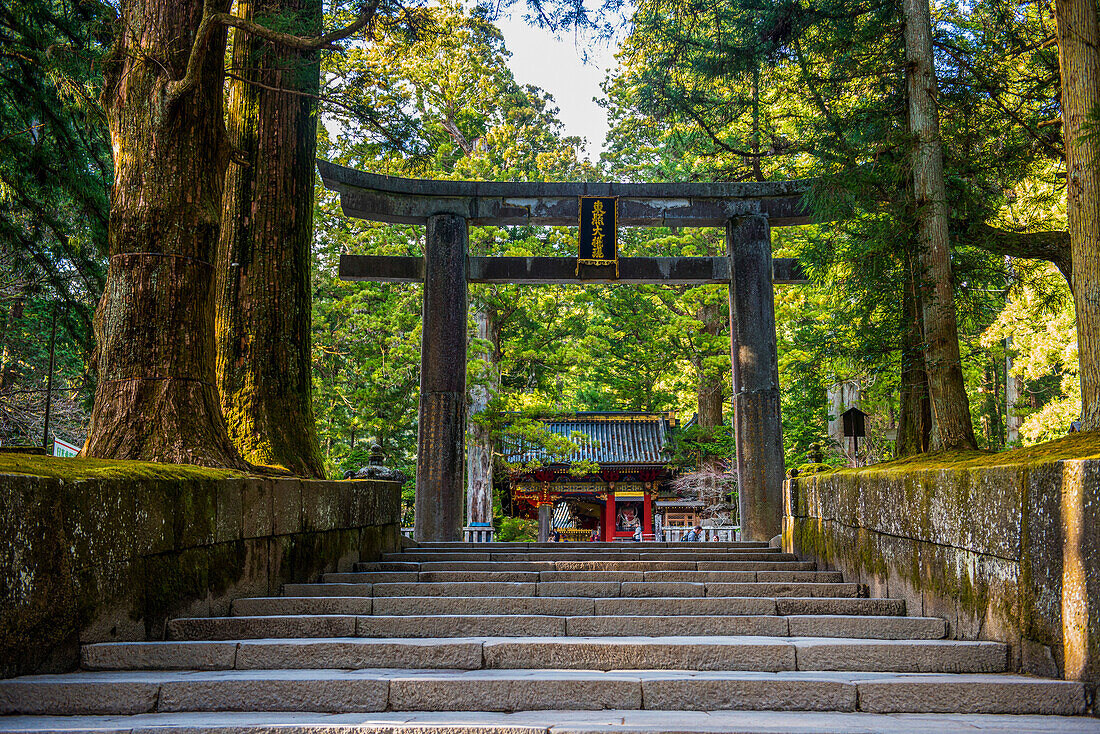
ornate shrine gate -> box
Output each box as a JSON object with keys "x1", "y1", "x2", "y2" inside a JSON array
[{"x1": 318, "y1": 160, "x2": 813, "y2": 543}]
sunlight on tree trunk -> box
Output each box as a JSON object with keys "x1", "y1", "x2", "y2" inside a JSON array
[
  {"x1": 83, "y1": 0, "x2": 246, "y2": 468},
  {"x1": 903, "y1": 0, "x2": 977, "y2": 450},
  {"x1": 466, "y1": 304, "x2": 499, "y2": 527},
  {"x1": 216, "y1": 0, "x2": 326, "y2": 477},
  {"x1": 1055, "y1": 0, "x2": 1100, "y2": 431},
  {"x1": 897, "y1": 249, "x2": 932, "y2": 456}
]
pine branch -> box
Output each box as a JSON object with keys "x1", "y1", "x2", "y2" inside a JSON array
[
  {"x1": 933, "y1": 40, "x2": 1064, "y2": 160},
  {"x1": 223, "y1": 68, "x2": 409, "y2": 150},
  {"x1": 957, "y1": 222, "x2": 1072, "y2": 285},
  {"x1": 168, "y1": 0, "x2": 383, "y2": 104}
]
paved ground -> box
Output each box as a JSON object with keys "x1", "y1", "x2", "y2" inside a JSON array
[{"x1": 1, "y1": 709, "x2": 1098, "y2": 734}]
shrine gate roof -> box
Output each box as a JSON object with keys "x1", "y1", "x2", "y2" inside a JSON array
[
  {"x1": 317, "y1": 159, "x2": 815, "y2": 227},
  {"x1": 508, "y1": 412, "x2": 674, "y2": 466}
]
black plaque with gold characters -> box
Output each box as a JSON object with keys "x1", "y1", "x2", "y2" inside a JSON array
[{"x1": 576, "y1": 196, "x2": 618, "y2": 277}]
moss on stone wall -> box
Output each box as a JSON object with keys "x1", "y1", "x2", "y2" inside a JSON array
[
  {"x1": 819, "y1": 432, "x2": 1100, "y2": 477},
  {"x1": 786, "y1": 432, "x2": 1100, "y2": 680},
  {"x1": 1, "y1": 471, "x2": 402, "y2": 678}
]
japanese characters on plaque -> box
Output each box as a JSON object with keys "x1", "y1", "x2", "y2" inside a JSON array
[{"x1": 576, "y1": 196, "x2": 618, "y2": 277}]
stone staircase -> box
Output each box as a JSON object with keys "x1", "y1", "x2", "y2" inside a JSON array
[{"x1": 1, "y1": 541, "x2": 1096, "y2": 733}]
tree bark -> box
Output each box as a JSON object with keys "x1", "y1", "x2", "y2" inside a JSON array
[
  {"x1": 903, "y1": 0, "x2": 977, "y2": 451},
  {"x1": 960, "y1": 223, "x2": 1072, "y2": 286},
  {"x1": 83, "y1": 0, "x2": 245, "y2": 467},
  {"x1": 216, "y1": 0, "x2": 325, "y2": 476},
  {"x1": 980, "y1": 359, "x2": 1003, "y2": 449},
  {"x1": 695, "y1": 300, "x2": 725, "y2": 430},
  {"x1": 0, "y1": 298, "x2": 24, "y2": 391},
  {"x1": 1055, "y1": 0, "x2": 1100, "y2": 431},
  {"x1": 467, "y1": 303, "x2": 500, "y2": 528},
  {"x1": 1006, "y1": 338, "x2": 1022, "y2": 443},
  {"x1": 897, "y1": 250, "x2": 932, "y2": 456}
]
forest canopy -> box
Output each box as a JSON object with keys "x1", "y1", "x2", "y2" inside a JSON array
[{"x1": 2, "y1": 0, "x2": 1096, "y2": 534}]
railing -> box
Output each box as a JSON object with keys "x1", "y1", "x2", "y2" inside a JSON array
[
  {"x1": 463, "y1": 526, "x2": 494, "y2": 542},
  {"x1": 401, "y1": 525, "x2": 739, "y2": 542},
  {"x1": 401, "y1": 527, "x2": 496, "y2": 541},
  {"x1": 662, "y1": 526, "x2": 740, "y2": 542}
]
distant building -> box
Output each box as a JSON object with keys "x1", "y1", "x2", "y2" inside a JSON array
[{"x1": 505, "y1": 412, "x2": 688, "y2": 541}]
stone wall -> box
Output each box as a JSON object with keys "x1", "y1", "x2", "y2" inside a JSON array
[
  {"x1": 0, "y1": 472, "x2": 401, "y2": 678},
  {"x1": 783, "y1": 449, "x2": 1100, "y2": 683}
]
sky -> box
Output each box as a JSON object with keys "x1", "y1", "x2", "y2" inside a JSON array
[{"x1": 495, "y1": 13, "x2": 620, "y2": 160}]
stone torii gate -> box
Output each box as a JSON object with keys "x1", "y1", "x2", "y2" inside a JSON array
[{"x1": 317, "y1": 159, "x2": 814, "y2": 543}]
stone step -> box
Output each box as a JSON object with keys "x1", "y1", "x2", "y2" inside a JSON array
[
  {"x1": 91, "y1": 636, "x2": 995, "y2": 673},
  {"x1": 374, "y1": 582, "x2": 539, "y2": 597},
  {"x1": 160, "y1": 613, "x2": 943, "y2": 642},
  {"x1": 278, "y1": 581, "x2": 862, "y2": 601},
  {"x1": 282, "y1": 583, "x2": 376, "y2": 597},
  {"x1": 411, "y1": 541, "x2": 772, "y2": 548},
  {"x1": 388, "y1": 546, "x2": 783, "y2": 553},
  {"x1": 371, "y1": 595, "x2": 903, "y2": 617},
  {"x1": 86, "y1": 637, "x2": 1005, "y2": 675},
  {"x1": 366, "y1": 560, "x2": 816, "y2": 573},
  {"x1": 326, "y1": 569, "x2": 840, "y2": 584},
  {"x1": 383, "y1": 548, "x2": 788, "y2": 558},
  {"x1": 5, "y1": 668, "x2": 1077, "y2": 717},
  {"x1": 474, "y1": 637, "x2": 1007, "y2": 673},
  {"x1": 185, "y1": 597, "x2": 907, "y2": 632},
  {"x1": 376, "y1": 551, "x2": 796, "y2": 563},
  {"x1": 3, "y1": 709, "x2": 1096, "y2": 733}
]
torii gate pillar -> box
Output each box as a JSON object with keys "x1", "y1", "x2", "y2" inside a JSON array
[
  {"x1": 316, "y1": 160, "x2": 817, "y2": 544},
  {"x1": 414, "y1": 213, "x2": 468, "y2": 542},
  {"x1": 728, "y1": 214, "x2": 785, "y2": 542}
]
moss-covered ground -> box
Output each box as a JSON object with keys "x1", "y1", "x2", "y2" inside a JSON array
[
  {"x1": 812, "y1": 430, "x2": 1100, "y2": 476},
  {"x1": 0, "y1": 449, "x2": 305, "y2": 479},
  {"x1": 0, "y1": 453, "x2": 244, "y2": 481}
]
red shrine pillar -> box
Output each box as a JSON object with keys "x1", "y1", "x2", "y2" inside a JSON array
[
  {"x1": 604, "y1": 492, "x2": 616, "y2": 542},
  {"x1": 643, "y1": 492, "x2": 653, "y2": 540}
]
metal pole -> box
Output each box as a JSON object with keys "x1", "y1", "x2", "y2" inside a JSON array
[{"x1": 42, "y1": 305, "x2": 57, "y2": 452}]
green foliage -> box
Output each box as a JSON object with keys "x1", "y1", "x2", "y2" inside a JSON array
[
  {"x1": 0, "y1": 0, "x2": 113, "y2": 447},
  {"x1": 1, "y1": 0, "x2": 1079, "y2": 486},
  {"x1": 600, "y1": 0, "x2": 1069, "y2": 462},
  {"x1": 0, "y1": 0, "x2": 112, "y2": 317},
  {"x1": 982, "y1": 264, "x2": 1079, "y2": 444},
  {"x1": 495, "y1": 515, "x2": 537, "y2": 542},
  {"x1": 664, "y1": 424, "x2": 735, "y2": 472}
]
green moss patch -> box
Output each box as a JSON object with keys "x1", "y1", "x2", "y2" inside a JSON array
[
  {"x1": 0, "y1": 453, "x2": 243, "y2": 482},
  {"x1": 822, "y1": 431, "x2": 1100, "y2": 477}
]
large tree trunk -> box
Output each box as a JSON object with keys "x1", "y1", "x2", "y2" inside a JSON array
[
  {"x1": 902, "y1": 0, "x2": 977, "y2": 451},
  {"x1": 466, "y1": 304, "x2": 500, "y2": 528},
  {"x1": 83, "y1": 0, "x2": 245, "y2": 467},
  {"x1": 695, "y1": 300, "x2": 725, "y2": 430},
  {"x1": 0, "y1": 298, "x2": 24, "y2": 391},
  {"x1": 897, "y1": 250, "x2": 932, "y2": 456},
  {"x1": 1055, "y1": 0, "x2": 1100, "y2": 431},
  {"x1": 1006, "y1": 338, "x2": 1022, "y2": 443},
  {"x1": 216, "y1": 0, "x2": 325, "y2": 476}
]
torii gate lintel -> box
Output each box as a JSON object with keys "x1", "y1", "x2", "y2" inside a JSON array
[{"x1": 318, "y1": 159, "x2": 816, "y2": 543}]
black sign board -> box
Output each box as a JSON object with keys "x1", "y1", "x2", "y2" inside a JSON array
[
  {"x1": 576, "y1": 196, "x2": 618, "y2": 276},
  {"x1": 841, "y1": 407, "x2": 868, "y2": 438}
]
